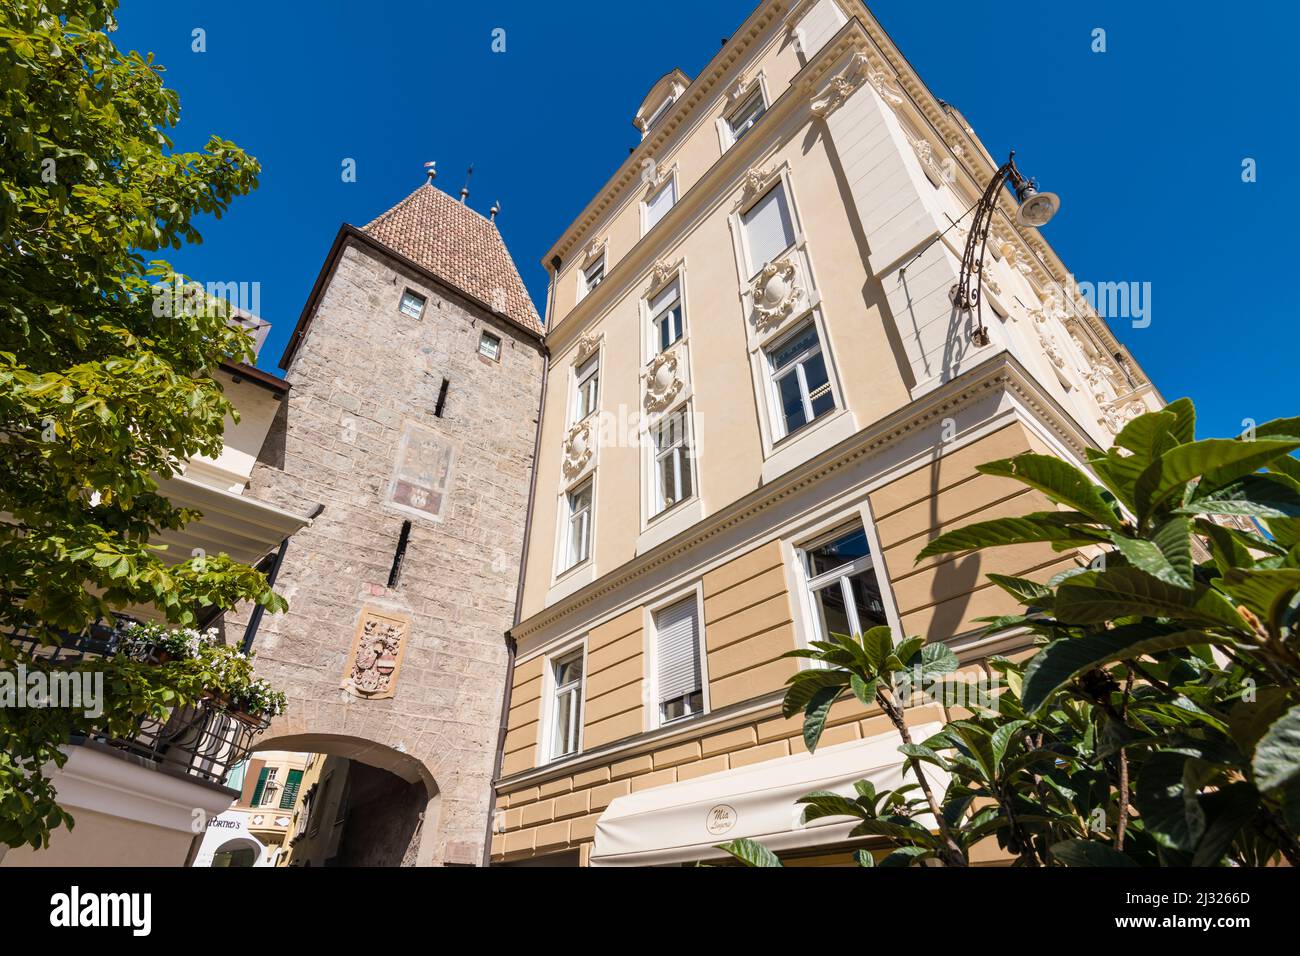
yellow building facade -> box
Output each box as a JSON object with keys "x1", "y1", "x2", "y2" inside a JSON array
[{"x1": 491, "y1": 0, "x2": 1161, "y2": 866}]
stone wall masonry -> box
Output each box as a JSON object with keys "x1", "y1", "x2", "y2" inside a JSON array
[{"x1": 227, "y1": 237, "x2": 544, "y2": 865}]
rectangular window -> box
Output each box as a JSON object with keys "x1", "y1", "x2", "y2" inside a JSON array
[
  {"x1": 802, "y1": 523, "x2": 889, "y2": 646},
  {"x1": 258, "y1": 767, "x2": 280, "y2": 807},
  {"x1": 728, "y1": 90, "x2": 766, "y2": 143},
  {"x1": 574, "y1": 355, "x2": 600, "y2": 422},
  {"x1": 654, "y1": 598, "x2": 702, "y2": 724},
  {"x1": 645, "y1": 180, "x2": 676, "y2": 233},
  {"x1": 646, "y1": 95, "x2": 675, "y2": 130},
  {"x1": 767, "y1": 321, "x2": 835, "y2": 438},
  {"x1": 649, "y1": 281, "x2": 684, "y2": 355},
  {"x1": 652, "y1": 406, "x2": 694, "y2": 516},
  {"x1": 565, "y1": 480, "x2": 593, "y2": 570},
  {"x1": 400, "y1": 289, "x2": 426, "y2": 319},
  {"x1": 479, "y1": 331, "x2": 502, "y2": 361},
  {"x1": 549, "y1": 649, "x2": 584, "y2": 759},
  {"x1": 583, "y1": 258, "x2": 605, "y2": 294},
  {"x1": 742, "y1": 183, "x2": 795, "y2": 276}
]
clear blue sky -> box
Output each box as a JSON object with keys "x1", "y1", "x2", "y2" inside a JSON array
[{"x1": 114, "y1": 0, "x2": 1296, "y2": 441}]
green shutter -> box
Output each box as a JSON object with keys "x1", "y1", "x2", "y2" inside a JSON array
[
  {"x1": 250, "y1": 766, "x2": 270, "y2": 807},
  {"x1": 279, "y1": 769, "x2": 304, "y2": 809}
]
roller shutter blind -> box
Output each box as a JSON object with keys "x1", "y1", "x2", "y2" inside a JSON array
[
  {"x1": 655, "y1": 598, "x2": 701, "y2": 706},
  {"x1": 742, "y1": 184, "x2": 795, "y2": 275}
]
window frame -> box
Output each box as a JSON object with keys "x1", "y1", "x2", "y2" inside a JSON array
[
  {"x1": 764, "y1": 318, "x2": 836, "y2": 441},
  {"x1": 541, "y1": 641, "x2": 588, "y2": 763},
  {"x1": 740, "y1": 181, "x2": 798, "y2": 279},
  {"x1": 478, "y1": 330, "x2": 502, "y2": 362},
  {"x1": 641, "y1": 175, "x2": 678, "y2": 236},
  {"x1": 650, "y1": 404, "x2": 696, "y2": 519},
  {"x1": 726, "y1": 88, "x2": 767, "y2": 144},
  {"x1": 580, "y1": 256, "x2": 606, "y2": 300},
  {"x1": 645, "y1": 584, "x2": 709, "y2": 731},
  {"x1": 563, "y1": 478, "x2": 594, "y2": 572},
  {"x1": 399, "y1": 288, "x2": 427, "y2": 320},
  {"x1": 648, "y1": 279, "x2": 685, "y2": 356},
  {"x1": 791, "y1": 510, "x2": 901, "y2": 661},
  {"x1": 573, "y1": 352, "x2": 601, "y2": 424}
]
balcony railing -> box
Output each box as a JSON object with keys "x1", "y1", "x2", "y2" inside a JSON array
[{"x1": 8, "y1": 617, "x2": 268, "y2": 789}]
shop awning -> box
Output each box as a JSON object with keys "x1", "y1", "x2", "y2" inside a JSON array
[
  {"x1": 153, "y1": 475, "x2": 312, "y2": 567},
  {"x1": 590, "y1": 723, "x2": 945, "y2": 867}
]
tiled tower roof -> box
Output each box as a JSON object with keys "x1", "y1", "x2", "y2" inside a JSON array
[{"x1": 362, "y1": 183, "x2": 542, "y2": 335}]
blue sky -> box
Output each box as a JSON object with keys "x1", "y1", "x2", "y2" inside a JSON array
[{"x1": 114, "y1": 0, "x2": 1296, "y2": 441}]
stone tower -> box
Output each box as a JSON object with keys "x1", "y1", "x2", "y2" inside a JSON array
[{"x1": 229, "y1": 179, "x2": 544, "y2": 866}]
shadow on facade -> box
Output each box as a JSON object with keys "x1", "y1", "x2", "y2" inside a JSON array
[{"x1": 252, "y1": 733, "x2": 439, "y2": 867}]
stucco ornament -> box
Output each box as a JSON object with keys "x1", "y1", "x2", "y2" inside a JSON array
[
  {"x1": 576, "y1": 332, "x2": 602, "y2": 364},
  {"x1": 865, "y1": 60, "x2": 905, "y2": 107},
  {"x1": 562, "y1": 420, "x2": 595, "y2": 479},
  {"x1": 581, "y1": 237, "x2": 606, "y2": 267},
  {"x1": 728, "y1": 73, "x2": 754, "y2": 104},
  {"x1": 739, "y1": 165, "x2": 777, "y2": 203},
  {"x1": 907, "y1": 131, "x2": 946, "y2": 181},
  {"x1": 1100, "y1": 398, "x2": 1147, "y2": 435},
  {"x1": 980, "y1": 264, "x2": 1002, "y2": 297},
  {"x1": 750, "y1": 258, "x2": 800, "y2": 331},
  {"x1": 810, "y1": 74, "x2": 858, "y2": 118},
  {"x1": 647, "y1": 257, "x2": 682, "y2": 295},
  {"x1": 642, "y1": 350, "x2": 684, "y2": 413}
]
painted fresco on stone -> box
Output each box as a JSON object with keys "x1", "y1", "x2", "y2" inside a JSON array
[{"x1": 387, "y1": 422, "x2": 457, "y2": 521}]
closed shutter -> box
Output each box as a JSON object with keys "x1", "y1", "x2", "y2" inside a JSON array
[
  {"x1": 280, "y1": 769, "x2": 304, "y2": 809},
  {"x1": 742, "y1": 184, "x2": 795, "y2": 274},
  {"x1": 655, "y1": 598, "x2": 701, "y2": 706},
  {"x1": 645, "y1": 181, "x2": 676, "y2": 231},
  {"x1": 250, "y1": 766, "x2": 270, "y2": 808}
]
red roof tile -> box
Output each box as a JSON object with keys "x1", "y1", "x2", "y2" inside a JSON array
[{"x1": 362, "y1": 183, "x2": 542, "y2": 335}]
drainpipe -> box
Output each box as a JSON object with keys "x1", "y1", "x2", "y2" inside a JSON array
[{"x1": 482, "y1": 255, "x2": 559, "y2": 866}]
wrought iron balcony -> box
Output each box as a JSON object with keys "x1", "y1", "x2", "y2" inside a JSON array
[{"x1": 8, "y1": 616, "x2": 268, "y2": 789}]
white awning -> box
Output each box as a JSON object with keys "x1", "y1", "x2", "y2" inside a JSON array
[
  {"x1": 591, "y1": 723, "x2": 945, "y2": 867},
  {"x1": 153, "y1": 475, "x2": 312, "y2": 567}
]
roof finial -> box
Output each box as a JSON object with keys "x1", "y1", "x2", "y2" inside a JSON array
[
  {"x1": 424, "y1": 160, "x2": 437, "y2": 182},
  {"x1": 489, "y1": 200, "x2": 501, "y2": 221},
  {"x1": 460, "y1": 163, "x2": 474, "y2": 204}
]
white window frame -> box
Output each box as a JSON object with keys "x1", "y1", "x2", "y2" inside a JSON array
[
  {"x1": 764, "y1": 318, "x2": 837, "y2": 442},
  {"x1": 645, "y1": 94, "x2": 675, "y2": 131},
  {"x1": 641, "y1": 174, "x2": 678, "y2": 236},
  {"x1": 479, "y1": 330, "x2": 502, "y2": 361},
  {"x1": 739, "y1": 181, "x2": 798, "y2": 279},
  {"x1": 399, "y1": 288, "x2": 426, "y2": 319},
  {"x1": 562, "y1": 478, "x2": 594, "y2": 572},
  {"x1": 725, "y1": 87, "x2": 767, "y2": 146},
  {"x1": 542, "y1": 642, "x2": 587, "y2": 762},
  {"x1": 789, "y1": 506, "x2": 902, "y2": 660},
  {"x1": 579, "y1": 256, "x2": 606, "y2": 301},
  {"x1": 650, "y1": 404, "x2": 696, "y2": 518},
  {"x1": 648, "y1": 279, "x2": 685, "y2": 357},
  {"x1": 258, "y1": 766, "x2": 281, "y2": 808},
  {"x1": 573, "y1": 352, "x2": 600, "y2": 424},
  {"x1": 644, "y1": 584, "x2": 709, "y2": 731}
]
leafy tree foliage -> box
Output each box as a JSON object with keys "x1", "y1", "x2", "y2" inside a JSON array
[
  {"x1": 721, "y1": 400, "x2": 1300, "y2": 866},
  {"x1": 1, "y1": 1, "x2": 284, "y2": 848}
]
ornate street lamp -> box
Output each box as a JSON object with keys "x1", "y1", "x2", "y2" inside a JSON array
[{"x1": 953, "y1": 150, "x2": 1059, "y2": 345}]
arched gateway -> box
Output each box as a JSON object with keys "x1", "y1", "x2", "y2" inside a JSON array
[{"x1": 222, "y1": 178, "x2": 545, "y2": 866}]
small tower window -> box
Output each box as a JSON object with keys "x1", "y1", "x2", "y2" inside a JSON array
[
  {"x1": 479, "y1": 331, "x2": 502, "y2": 361},
  {"x1": 400, "y1": 289, "x2": 426, "y2": 319}
]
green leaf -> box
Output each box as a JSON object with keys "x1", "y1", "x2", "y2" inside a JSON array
[
  {"x1": 1134, "y1": 752, "x2": 1207, "y2": 852},
  {"x1": 782, "y1": 669, "x2": 849, "y2": 719},
  {"x1": 877, "y1": 846, "x2": 928, "y2": 867},
  {"x1": 915, "y1": 513, "x2": 1110, "y2": 561},
  {"x1": 802, "y1": 685, "x2": 841, "y2": 754},
  {"x1": 1020, "y1": 627, "x2": 1229, "y2": 713},
  {"x1": 1108, "y1": 519, "x2": 1193, "y2": 590},
  {"x1": 978, "y1": 454, "x2": 1123, "y2": 528},
  {"x1": 987, "y1": 573, "x2": 1055, "y2": 607},
  {"x1": 1252, "y1": 705, "x2": 1300, "y2": 793},
  {"x1": 1178, "y1": 474, "x2": 1300, "y2": 519},
  {"x1": 1134, "y1": 438, "x2": 1300, "y2": 521},
  {"x1": 1054, "y1": 567, "x2": 1247, "y2": 631},
  {"x1": 850, "y1": 674, "x2": 879, "y2": 708},
  {"x1": 1049, "y1": 839, "x2": 1139, "y2": 867},
  {"x1": 1219, "y1": 569, "x2": 1300, "y2": 632},
  {"x1": 715, "y1": 838, "x2": 783, "y2": 867},
  {"x1": 861, "y1": 626, "x2": 893, "y2": 672}
]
